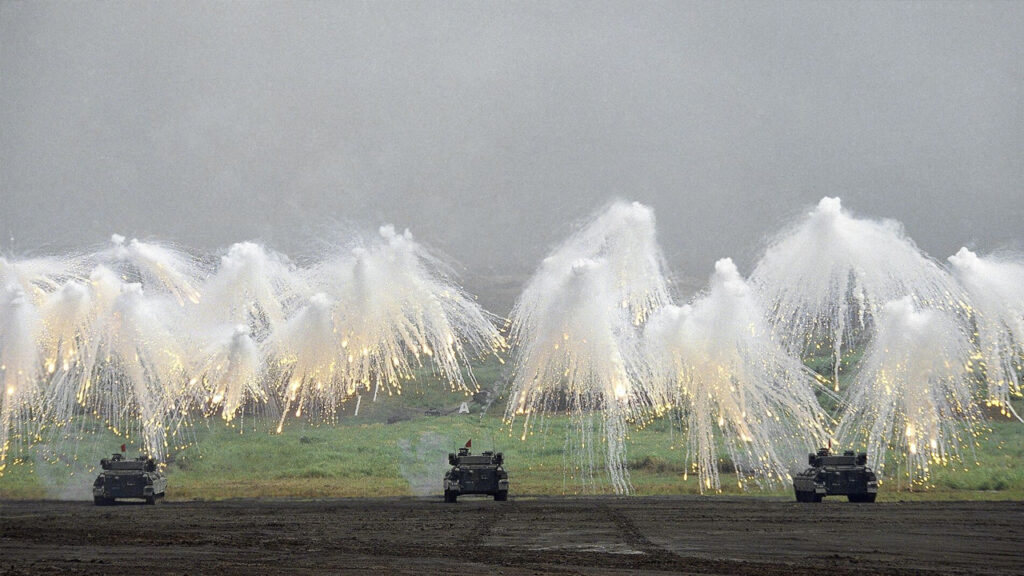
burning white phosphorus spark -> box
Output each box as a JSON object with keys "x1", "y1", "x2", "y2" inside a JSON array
[
  {"x1": 43, "y1": 266, "x2": 194, "y2": 460},
  {"x1": 0, "y1": 255, "x2": 80, "y2": 472},
  {"x1": 197, "y1": 325, "x2": 264, "y2": 422},
  {"x1": 643, "y1": 259, "x2": 829, "y2": 493},
  {"x1": 750, "y1": 197, "x2": 965, "y2": 390},
  {"x1": 99, "y1": 235, "x2": 204, "y2": 307},
  {"x1": 199, "y1": 242, "x2": 306, "y2": 342},
  {"x1": 269, "y1": 225, "x2": 504, "y2": 430},
  {"x1": 0, "y1": 285, "x2": 44, "y2": 473},
  {"x1": 506, "y1": 201, "x2": 670, "y2": 494},
  {"x1": 38, "y1": 236, "x2": 206, "y2": 461},
  {"x1": 948, "y1": 248, "x2": 1024, "y2": 418},
  {"x1": 836, "y1": 296, "x2": 982, "y2": 485},
  {"x1": 194, "y1": 242, "x2": 307, "y2": 421}
]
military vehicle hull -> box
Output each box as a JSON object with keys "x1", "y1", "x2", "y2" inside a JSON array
[
  {"x1": 444, "y1": 448, "x2": 509, "y2": 502},
  {"x1": 93, "y1": 454, "x2": 167, "y2": 505},
  {"x1": 793, "y1": 448, "x2": 878, "y2": 503}
]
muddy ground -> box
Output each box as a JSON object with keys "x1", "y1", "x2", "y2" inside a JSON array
[{"x1": 1, "y1": 496, "x2": 1021, "y2": 575}]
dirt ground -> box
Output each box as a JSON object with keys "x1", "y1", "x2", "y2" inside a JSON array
[{"x1": 1, "y1": 496, "x2": 1021, "y2": 575}]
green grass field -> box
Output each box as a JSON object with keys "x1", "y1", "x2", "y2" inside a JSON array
[{"x1": 2, "y1": 359, "x2": 1022, "y2": 501}]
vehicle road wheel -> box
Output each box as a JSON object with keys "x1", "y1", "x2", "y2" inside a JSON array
[
  {"x1": 444, "y1": 490, "x2": 457, "y2": 503},
  {"x1": 145, "y1": 495, "x2": 156, "y2": 505},
  {"x1": 794, "y1": 490, "x2": 811, "y2": 502},
  {"x1": 812, "y1": 494, "x2": 823, "y2": 503},
  {"x1": 494, "y1": 491, "x2": 508, "y2": 501}
]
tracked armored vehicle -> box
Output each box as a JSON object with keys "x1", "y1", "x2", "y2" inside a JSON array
[
  {"x1": 444, "y1": 446, "x2": 508, "y2": 502},
  {"x1": 93, "y1": 453, "x2": 166, "y2": 505},
  {"x1": 793, "y1": 447, "x2": 878, "y2": 502}
]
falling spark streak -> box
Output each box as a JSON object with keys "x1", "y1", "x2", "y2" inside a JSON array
[
  {"x1": 948, "y1": 248, "x2": 1024, "y2": 417},
  {"x1": 505, "y1": 201, "x2": 670, "y2": 494},
  {"x1": 835, "y1": 297, "x2": 982, "y2": 484},
  {"x1": 268, "y1": 226, "x2": 503, "y2": 427},
  {"x1": 644, "y1": 259, "x2": 829, "y2": 493},
  {"x1": 750, "y1": 197, "x2": 967, "y2": 390},
  {"x1": 0, "y1": 226, "x2": 500, "y2": 474}
]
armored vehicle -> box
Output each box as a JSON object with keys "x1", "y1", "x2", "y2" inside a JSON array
[
  {"x1": 93, "y1": 453, "x2": 166, "y2": 505},
  {"x1": 444, "y1": 446, "x2": 508, "y2": 502},
  {"x1": 793, "y1": 447, "x2": 878, "y2": 502}
]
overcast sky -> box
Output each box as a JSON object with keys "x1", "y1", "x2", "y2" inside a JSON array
[{"x1": 2, "y1": 1, "x2": 1022, "y2": 310}]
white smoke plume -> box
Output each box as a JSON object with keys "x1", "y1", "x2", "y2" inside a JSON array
[
  {"x1": 836, "y1": 297, "x2": 982, "y2": 484},
  {"x1": 948, "y1": 247, "x2": 1024, "y2": 417},
  {"x1": 505, "y1": 201, "x2": 670, "y2": 494},
  {"x1": 751, "y1": 197, "x2": 965, "y2": 390},
  {"x1": 644, "y1": 258, "x2": 829, "y2": 492}
]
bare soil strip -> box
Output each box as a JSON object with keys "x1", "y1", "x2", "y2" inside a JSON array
[{"x1": 1, "y1": 496, "x2": 1021, "y2": 575}]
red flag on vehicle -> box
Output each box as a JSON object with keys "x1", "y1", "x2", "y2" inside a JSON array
[
  {"x1": 465, "y1": 439, "x2": 471, "y2": 448},
  {"x1": 120, "y1": 444, "x2": 126, "y2": 453}
]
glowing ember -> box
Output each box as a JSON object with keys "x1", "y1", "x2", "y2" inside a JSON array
[
  {"x1": 948, "y1": 248, "x2": 1024, "y2": 418},
  {"x1": 750, "y1": 197, "x2": 964, "y2": 390},
  {"x1": 505, "y1": 202, "x2": 670, "y2": 493},
  {"x1": 835, "y1": 297, "x2": 982, "y2": 484},
  {"x1": 644, "y1": 259, "x2": 829, "y2": 492}
]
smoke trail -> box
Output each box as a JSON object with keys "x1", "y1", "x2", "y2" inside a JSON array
[
  {"x1": 644, "y1": 259, "x2": 829, "y2": 492},
  {"x1": 0, "y1": 285, "x2": 44, "y2": 473},
  {"x1": 836, "y1": 297, "x2": 982, "y2": 484},
  {"x1": 505, "y1": 201, "x2": 670, "y2": 494},
  {"x1": 197, "y1": 325, "x2": 265, "y2": 422},
  {"x1": 269, "y1": 225, "x2": 504, "y2": 430},
  {"x1": 193, "y1": 242, "x2": 306, "y2": 422},
  {"x1": 948, "y1": 248, "x2": 1024, "y2": 418},
  {"x1": 99, "y1": 235, "x2": 204, "y2": 307},
  {"x1": 0, "y1": 255, "x2": 77, "y2": 472},
  {"x1": 199, "y1": 242, "x2": 306, "y2": 342},
  {"x1": 751, "y1": 197, "x2": 965, "y2": 390}
]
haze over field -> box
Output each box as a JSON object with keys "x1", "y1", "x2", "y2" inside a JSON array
[{"x1": 2, "y1": 2, "x2": 1023, "y2": 313}]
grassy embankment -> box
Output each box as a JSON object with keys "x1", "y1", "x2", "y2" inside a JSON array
[{"x1": 1, "y1": 359, "x2": 1022, "y2": 501}]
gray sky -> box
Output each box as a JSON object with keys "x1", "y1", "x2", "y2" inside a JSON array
[{"x1": 3, "y1": 1, "x2": 1023, "y2": 312}]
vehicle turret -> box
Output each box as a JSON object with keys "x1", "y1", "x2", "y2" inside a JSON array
[
  {"x1": 794, "y1": 446, "x2": 877, "y2": 503},
  {"x1": 93, "y1": 451, "x2": 166, "y2": 505},
  {"x1": 444, "y1": 445, "x2": 508, "y2": 502}
]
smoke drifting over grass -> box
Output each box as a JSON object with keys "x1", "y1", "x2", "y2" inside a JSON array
[{"x1": 397, "y1": 430, "x2": 452, "y2": 496}]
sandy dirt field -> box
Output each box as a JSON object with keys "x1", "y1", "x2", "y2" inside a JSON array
[{"x1": 1, "y1": 496, "x2": 1021, "y2": 575}]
